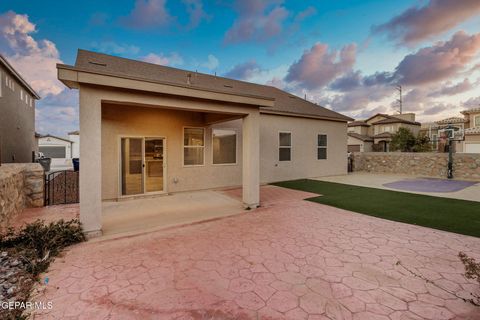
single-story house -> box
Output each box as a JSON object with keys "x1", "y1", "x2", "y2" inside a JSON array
[
  {"x1": 37, "y1": 131, "x2": 80, "y2": 170},
  {"x1": 57, "y1": 50, "x2": 352, "y2": 236}
]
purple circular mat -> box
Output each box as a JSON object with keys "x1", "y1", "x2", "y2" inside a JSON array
[{"x1": 383, "y1": 178, "x2": 477, "y2": 193}]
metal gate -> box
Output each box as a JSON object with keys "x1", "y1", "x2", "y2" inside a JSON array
[{"x1": 44, "y1": 170, "x2": 79, "y2": 205}]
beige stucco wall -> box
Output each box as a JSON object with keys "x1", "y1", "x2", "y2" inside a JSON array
[
  {"x1": 102, "y1": 104, "x2": 243, "y2": 200},
  {"x1": 259, "y1": 114, "x2": 347, "y2": 183},
  {"x1": 102, "y1": 105, "x2": 348, "y2": 199}
]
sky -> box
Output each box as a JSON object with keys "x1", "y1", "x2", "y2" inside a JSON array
[{"x1": 1, "y1": 0, "x2": 480, "y2": 137}]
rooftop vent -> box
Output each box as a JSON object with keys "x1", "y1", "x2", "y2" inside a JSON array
[
  {"x1": 88, "y1": 61, "x2": 107, "y2": 67},
  {"x1": 224, "y1": 84, "x2": 233, "y2": 88}
]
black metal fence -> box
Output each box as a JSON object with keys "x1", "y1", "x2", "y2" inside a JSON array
[{"x1": 44, "y1": 170, "x2": 79, "y2": 206}]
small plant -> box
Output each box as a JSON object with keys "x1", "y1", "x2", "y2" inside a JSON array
[
  {"x1": 459, "y1": 252, "x2": 480, "y2": 285},
  {"x1": 0, "y1": 219, "x2": 85, "y2": 319},
  {"x1": 0, "y1": 219, "x2": 85, "y2": 275}
]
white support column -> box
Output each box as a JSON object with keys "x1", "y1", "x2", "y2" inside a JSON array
[
  {"x1": 242, "y1": 110, "x2": 260, "y2": 209},
  {"x1": 79, "y1": 87, "x2": 102, "y2": 237}
]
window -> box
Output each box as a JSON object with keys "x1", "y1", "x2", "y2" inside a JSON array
[
  {"x1": 183, "y1": 127, "x2": 205, "y2": 166},
  {"x1": 212, "y1": 129, "x2": 236, "y2": 164},
  {"x1": 475, "y1": 115, "x2": 480, "y2": 127},
  {"x1": 29, "y1": 97, "x2": 33, "y2": 107},
  {"x1": 317, "y1": 134, "x2": 327, "y2": 159},
  {"x1": 279, "y1": 132, "x2": 291, "y2": 161},
  {"x1": 20, "y1": 89, "x2": 23, "y2": 101}
]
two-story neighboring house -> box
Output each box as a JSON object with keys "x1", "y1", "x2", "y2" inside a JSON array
[
  {"x1": 0, "y1": 54, "x2": 40, "y2": 163},
  {"x1": 422, "y1": 108, "x2": 480, "y2": 153},
  {"x1": 347, "y1": 113, "x2": 421, "y2": 152}
]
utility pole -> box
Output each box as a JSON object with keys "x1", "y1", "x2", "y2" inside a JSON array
[{"x1": 395, "y1": 85, "x2": 403, "y2": 114}]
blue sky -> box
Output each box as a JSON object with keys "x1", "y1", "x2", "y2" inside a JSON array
[{"x1": 1, "y1": 0, "x2": 480, "y2": 136}]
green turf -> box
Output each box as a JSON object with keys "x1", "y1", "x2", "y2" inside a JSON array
[{"x1": 272, "y1": 179, "x2": 480, "y2": 238}]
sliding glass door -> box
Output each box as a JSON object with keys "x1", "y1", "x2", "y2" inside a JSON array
[{"x1": 120, "y1": 137, "x2": 165, "y2": 196}]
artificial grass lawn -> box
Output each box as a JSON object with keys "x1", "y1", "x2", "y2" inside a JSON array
[{"x1": 273, "y1": 179, "x2": 480, "y2": 238}]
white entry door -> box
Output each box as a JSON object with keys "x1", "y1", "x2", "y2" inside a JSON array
[{"x1": 120, "y1": 137, "x2": 166, "y2": 196}]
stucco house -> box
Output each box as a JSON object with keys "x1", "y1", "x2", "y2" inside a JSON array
[
  {"x1": 347, "y1": 113, "x2": 421, "y2": 152},
  {"x1": 37, "y1": 131, "x2": 80, "y2": 170},
  {"x1": 57, "y1": 50, "x2": 352, "y2": 236},
  {"x1": 421, "y1": 108, "x2": 480, "y2": 153},
  {"x1": 0, "y1": 54, "x2": 40, "y2": 163}
]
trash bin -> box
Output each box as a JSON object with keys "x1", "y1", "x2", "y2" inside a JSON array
[
  {"x1": 38, "y1": 158, "x2": 51, "y2": 172},
  {"x1": 72, "y1": 158, "x2": 79, "y2": 172}
]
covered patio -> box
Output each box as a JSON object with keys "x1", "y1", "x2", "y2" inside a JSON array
[{"x1": 57, "y1": 53, "x2": 274, "y2": 237}]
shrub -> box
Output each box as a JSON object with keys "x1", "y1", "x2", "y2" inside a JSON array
[{"x1": 0, "y1": 219, "x2": 85, "y2": 275}]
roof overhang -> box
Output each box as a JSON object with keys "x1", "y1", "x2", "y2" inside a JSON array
[
  {"x1": 260, "y1": 109, "x2": 353, "y2": 122},
  {"x1": 57, "y1": 64, "x2": 275, "y2": 108}
]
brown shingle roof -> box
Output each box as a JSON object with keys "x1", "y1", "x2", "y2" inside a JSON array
[
  {"x1": 371, "y1": 117, "x2": 420, "y2": 126},
  {"x1": 374, "y1": 132, "x2": 393, "y2": 139},
  {"x1": 435, "y1": 117, "x2": 467, "y2": 124},
  {"x1": 72, "y1": 50, "x2": 352, "y2": 122},
  {"x1": 347, "y1": 132, "x2": 373, "y2": 142},
  {"x1": 348, "y1": 121, "x2": 370, "y2": 127}
]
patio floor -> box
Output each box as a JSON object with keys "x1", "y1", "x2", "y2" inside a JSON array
[{"x1": 30, "y1": 186, "x2": 480, "y2": 319}]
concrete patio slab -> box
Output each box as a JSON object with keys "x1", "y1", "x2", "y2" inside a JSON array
[
  {"x1": 30, "y1": 186, "x2": 480, "y2": 319},
  {"x1": 315, "y1": 173, "x2": 480, "y2": 202},
  {"x1": 101, "y1": 190, "x2": 247, "y2": 238}
]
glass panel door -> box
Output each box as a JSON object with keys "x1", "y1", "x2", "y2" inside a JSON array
[
  {"x1": 144, "y1": 138, "x2": 164, "y2": 193},
  {"x1": 121, "y1": 138, "x2": 144, "y2": 196}
]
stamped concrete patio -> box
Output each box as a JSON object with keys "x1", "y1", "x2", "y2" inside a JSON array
[{"x1": 31, "y1": 186, "x2": 480, "y2": 319}]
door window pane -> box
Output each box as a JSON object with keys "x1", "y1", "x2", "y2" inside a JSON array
[
  {"x1": 213, "y1": 129, "x2": 236, "y2": 164},
  {"x1": 121, "y1": 138, "x2": 143, "y2": 195}
]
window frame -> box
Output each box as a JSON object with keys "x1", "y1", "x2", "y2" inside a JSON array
[
  {"x1": 278, "y1": 131, "x2": 292, "y2": 162},
  {"x1": 211, "y1": 128, "x2": 238, "y2": 166},
  {"x1": 182, "y1": 126, "x2": 206, "y2": 167},
  {"x1": 475, "y1": 115, "x2": 480, "y2": 127},
  {"x1": 317, "y1": 134, "x2": 327, "y2": 160}
]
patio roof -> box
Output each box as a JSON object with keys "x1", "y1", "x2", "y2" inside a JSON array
[{"x1": 58, "y1": 50, "x2": 352, "y2": 122}]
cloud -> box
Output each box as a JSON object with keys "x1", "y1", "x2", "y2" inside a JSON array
[
  {"x1": 201, "y1": 54, "x2": 219, "y2": 70},
  {"x1": 224, "y1": 60, "x2": 262, "y2": 80},
  {"x1": 422, "y1": 103, "x2": 455, "y2": 116},
  {"x1": 0, "y1": 11, "x2": 63, "y2": 96},
  {"x1": 285, "y1": 43, "x2": 357, "y2": 90},
  {"x1": 90, "y1": 41, "x2": 140, "y2": 55},
  {"x1": 294, "y1": 6, "x2": 317, "y2": 22},
  {"x1": 224, "y1": 0, "x2": 289, "y2": 44},
  {"x1": 373, "y1": 0, "x2": 480, "y2": 46},
  {"x1": 329, "y1": 71, "x2": 363, "y2": 92},
  {"x1": 142, "y1": 52, "x2": 183, "y2": 66},
  {"x1": 120, "y1": 0, "x2": 174, "y2": 29},
  {"x1": 429, "y1": 78, "x2": 473, "y2": 97},
  {"x1": 393, "y1": 31, "x2": 480, "y2": 86},
  {"x1": 121, "y1": 0, "x2": 209, "y2": 30},
  {"x1": 463, "y1": 96, "x2": 480, "y2": 108},
  {"x1": 182, "y1": 0, "x2": 210, "y2": 29}
]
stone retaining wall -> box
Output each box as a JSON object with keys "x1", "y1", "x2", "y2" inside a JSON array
[
  {"x1": 352, "y1": 152, "x2": 480, "y2": 180},
  {"x1": 0, "y1": 163, "x2": 44, "y2": 228}
]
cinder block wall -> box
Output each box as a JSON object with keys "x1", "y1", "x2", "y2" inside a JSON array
[
  {"x1": 352, "y1": 152, "x2": 480, "y2": 180},
  {"x1": 0, "y1": 163, "x2": 44, "y2": 228}
]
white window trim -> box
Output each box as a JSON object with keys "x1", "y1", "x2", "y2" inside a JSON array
[
  {"x1": 183, "y1": 126, "x2": 206, "y2": 167},
  {"x1": 211, "y1": 128, "x2": 238, "y2": 166},
  {"x1": 317, "y1": 133, "x2": 327, "y2": 160},
  {"x1": 278, "y1": 131, "x2": 292, "y2": 162}
]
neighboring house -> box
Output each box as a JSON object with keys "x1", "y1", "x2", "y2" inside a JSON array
[
  {"x1": 421, "y1": 108, "x2": 480, "y2": 153},
  {"x1": 57, "y1": 49, "x2": 352, "y2": 235},
  {"x1": 348, "y1": 113, "x2": 421, "y2": 152},
  {"x1": 37, "y1": 131, "x2": 79, "y2": 170},
  {"x1": 38, "y1": 134, "x2": 74, "y2": 170},
  {"x1": 0, "y1": 54, "x2": 40, "y2": 163}
]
